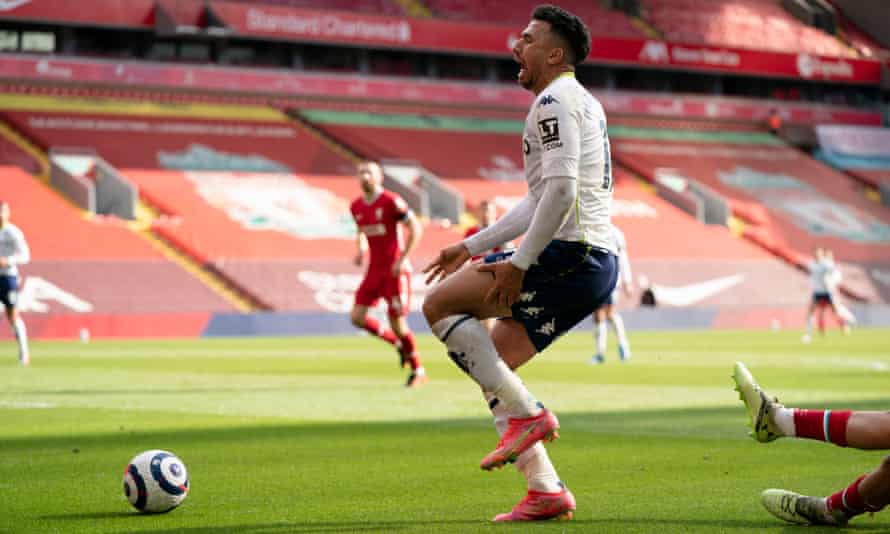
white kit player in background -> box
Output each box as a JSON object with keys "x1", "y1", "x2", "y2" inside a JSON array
[
  {"x1": 803, "y1": 247, "x2": 855, "y2": 343},
  {"x1": 590, "y1": 223, "x2": 633, "y2": 364},
  {"x1": 0, "y1": 201, "x2": 31, "y2": 365}
]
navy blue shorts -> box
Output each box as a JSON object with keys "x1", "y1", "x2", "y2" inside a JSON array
[
  {"x1": 0, "y1": 275, "x2": 19, "y2": 309},
  {"x1": 485, "y1": 240, "x2": 618, "y2": 352},
  {"x1": 812, "y1": 292, "x2": 833, "y2": 306}
]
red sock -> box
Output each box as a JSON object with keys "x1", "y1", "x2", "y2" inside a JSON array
[
  {"x1": 362, "y1": 316, "x2": 399, "y2": 346},
  {"x1": 827, "y1": 474, "x2": 873, "y2": 519},
  {"x1": 399, "y1": 333, "x2": 421, "y2": 370},
  {"x1": 793, "y1": 409, "x2": 852, "y2": 446}
]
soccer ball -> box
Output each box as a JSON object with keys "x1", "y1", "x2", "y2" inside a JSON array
[{"x1": 122, "y1": 449, "x2": 189, "y2": 513}]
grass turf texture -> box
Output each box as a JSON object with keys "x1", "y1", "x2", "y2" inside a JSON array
[{"x1": 1, "y1": 329, "x2": 889, "y2": 533}]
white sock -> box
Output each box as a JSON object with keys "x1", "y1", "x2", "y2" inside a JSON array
[
  {"x1": 486, "y1": 392, "x2": 561, "y2": 493},
  {"x1": 595, "y1": 320, "x2": 607, "y2": 355},
  {"x1": 12, "y1": 317, "x2": 28, "y2": 359},
  {"x1": 773, "y1": 406, "x2": 795, "y2": 436},
  {"x1": 432, "y1": 315, "x2": 540, "y2": 417},
  {"x1": 609, "y1": 314, "x2": 629, "y2": 352},
  {"x1": 805, "y1": 315, "x2": 814, "y2": 335}
]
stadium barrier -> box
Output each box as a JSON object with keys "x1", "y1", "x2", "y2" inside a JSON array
[{"x1": 50, "y1": 148, "x2": 138, "y2": 220}]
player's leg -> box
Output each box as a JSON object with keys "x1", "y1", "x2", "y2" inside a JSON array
[
  {"x1": 487, "y1": 319, "x2": 574, "y2": 521},
  {"x1": 607, "y1": 308, "x2": 630, "y2": 362},
  {"x1": 802, "y1": 299, "x2": 816, "y2": 343},
  {"x1": 2, "y1": 275, "x2": 28, "y2": 365},
  {"x1": 590, "y1": 307, "x2": 607, "y2": 364},
  {"x1": 351, "y1": 272, "x2": 400, "y2": 349},
  {"x1": 385, "y1": 270, "x2": 425, "y2": 380},
  {"x1": 424, "y1": 262, "x2": 546, "y2": 423},
  {"x1": 762, "y1": 456, "x2": 890, "y2": 525},
  {"x1": 734, "y1": 362, "x2": 890, "y2": 448}
]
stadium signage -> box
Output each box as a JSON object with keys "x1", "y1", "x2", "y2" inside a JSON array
[{"x1": 244, "y1": 8, "x2": 411, "y2": 44}]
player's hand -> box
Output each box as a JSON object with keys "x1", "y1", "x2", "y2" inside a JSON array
[
  {"x1": 423, "y1": 244, "x2": 471, "y2": 284},
  {"x1": 478, "y1": 260, "x2": 525, "y2": 308},
  {"x1": 353, "y1": 252, "x2": 363, "y2": 267},
  {"x1": 0, "y1": 257, "x2": 7, "y2": 268},
  {"x1": 623, "y1": 284, "x2": 634, "y2": 297},
  {"x1": 391, "y1": 258, "x2": 406, "y2": 276}
]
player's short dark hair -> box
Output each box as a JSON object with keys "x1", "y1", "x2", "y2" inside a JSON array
[{"x1": 531, "y1": 4, "x2": 591, "y2": 66}]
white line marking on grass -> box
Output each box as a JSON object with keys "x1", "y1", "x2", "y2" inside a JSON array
[{"x1": 0, "y1": 400, "x2": 55, "y2": 408}]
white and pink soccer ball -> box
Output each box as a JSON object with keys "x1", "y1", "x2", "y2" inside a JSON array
[{"x1": 122, "y1": 450, "x2": 189, "y2": 513}]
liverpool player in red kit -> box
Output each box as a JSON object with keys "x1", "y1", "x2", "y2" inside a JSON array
[{"x1": 349, "y1": 161, "x2": 427, "y2": 387}]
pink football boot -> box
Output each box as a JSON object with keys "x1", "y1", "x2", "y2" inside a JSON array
[{"x1": 480, "y1": 409, "x2": 559, "y2": 471}]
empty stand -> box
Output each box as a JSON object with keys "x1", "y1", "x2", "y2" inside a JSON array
[
  {"x1": 426, "y1": 0, "x2": 645, "y2": 39},
  {"x1": 0, "y1": 94, "x2": 355, "y2": 175},
  {"x1": 610, "y1": 120, "x2": 890, "y2": 302},
  {"x1": 1, "y1": 166, "x2": 235, "y2": 313},
  {"x1": 125, "y1": 169, "x2": 460, "y2": 310},
  {"x1": 300, "y1": 109, "x2": 524, "y2": 179},
  {"x1": 220, "y1": 0, "x2": 405, "y2": 16},
  {"x1": 643, "y1": 0, "x2": 852, "y2": 57}
]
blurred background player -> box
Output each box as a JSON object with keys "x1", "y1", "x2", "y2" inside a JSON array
[
  {"x1": 590, "y1": 223, "x2": 633, "y2": 364},
  {"x1": 0, "y1": 201, "x2": 31, "y2": 366},
  {"x1": 464, "y1": 199, "x2": 515, "y2": 330},
  {"x1": 732, "y1": 362, "x2": 890, "y2": 526},
  {"x1": 349, "y1": 161, "x2": 427, "y2": 387},
  {"x1": 803, "y1": 248, "x2": 855, "y2": 343}
]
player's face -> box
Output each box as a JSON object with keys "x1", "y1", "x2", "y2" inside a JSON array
[
  {"x1": 512, "y1": 20, "x2": 554, "y2": 92},
  {"x1": 356, "y1": 165, "x2": 382, "y2": 195}
]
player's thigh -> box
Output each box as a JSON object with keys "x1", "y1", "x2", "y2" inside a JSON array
[
  {"x1": 422, "y1": 263, "x2": 511, "y2": 324},
  {"x1": 491, "y1": 318, "x2": 537, "y2": 370},
  {"x1": 350, "y1": 304, "x2": 370, "y2": 326},
  {"x1": 384, "y1": 271, "x2": 411, "y2": 321}
]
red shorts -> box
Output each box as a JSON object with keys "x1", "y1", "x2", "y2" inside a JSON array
[{"x1": 354, "y1": 268, "x2": 412, "y2": 317}]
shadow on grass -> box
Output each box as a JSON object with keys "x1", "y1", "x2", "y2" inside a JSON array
[{"x1": 99, "y1": 517, "x2": 884, "y2": 533}]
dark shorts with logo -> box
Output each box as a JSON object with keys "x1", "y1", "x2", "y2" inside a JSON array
[
  {"x1": 484, "y1": 240, "x2": 618, "y2": 352},
  {"x1": 0, "y1": 275, "x2": 19, "y2": 309}
]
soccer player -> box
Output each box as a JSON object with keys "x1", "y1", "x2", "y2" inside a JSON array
[
  {"x1": 349, "y1": 161, "x2": 427, "y2": 387},
  {"x1": 422, "y1": 6, "x2": 615, "y2": 521},
  {"x1": 732, "y1": 361, "x2": 890, "y2": 526},
  {"x1": 802, "y1": 248, "x2": 853, "y2": 343},
  {"x1": 590, "y1": 223, "x2": 633, "y2": 364},
  {"x1": 464, "y1": 199, "x2": 514, "y2": 331},
  {"x1": 0, "y1": 201, "x2": 31, "y2": 366}
]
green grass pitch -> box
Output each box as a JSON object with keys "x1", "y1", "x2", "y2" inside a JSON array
[{"x1": 1, "y1": 328, "x2": 889, "y2": 533}]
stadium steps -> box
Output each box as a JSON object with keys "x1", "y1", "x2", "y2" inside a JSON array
[
  {"x1": 0, "y1": 118, "x2": 49, "y2": 179},
  {"x1": 131, "y1": 200, "x2": 263, "y2": 313},
  {"x1": 284, "y1": 108, "x2": 363, "y2": 164},
  {"x1": 394, "y1": 0, "x2": 431, "y2": 17}
]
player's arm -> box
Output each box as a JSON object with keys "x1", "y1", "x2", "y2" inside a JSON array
[
  {"x1": 619, "y1": 244, "x2": 633, "y2": 295},
  {"x1": 0, "y1": 228, "x2": 30, "y2": 268},
  {"x1": 395, "y1": 209, "x2": 423, "y2": 274},
  {"x1": 354, "y1": 226, "x2": 367, "y2": 267},
  {"x1": 463, "y1": 194, "x2": 536, "y2": 257}
]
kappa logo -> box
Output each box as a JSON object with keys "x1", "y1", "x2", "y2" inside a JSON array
[
  {"x1": 536, "y1": 318, "x2": 556, "y2": 337},
  {"x1": 518, "y1": 291, "x2": 536, "y2": 303},
  {"x1": 447, "y1": 350, "x2": 472, "y2": 375},
  {"x1": 537, "y1": 118, "x2": 560, "y2": 145},
  {"x1": 521, "y1": 306, "x2": 545, "y2": 318},
  {"x1": 537, "y1": 94, "x2": 559, "y2": 107}
]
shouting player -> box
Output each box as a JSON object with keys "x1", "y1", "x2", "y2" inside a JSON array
[
  {"x1": 349, "y1": 161, "x2": 427, "y2": 387},
  {"x1": 733, "y1": 362, "x2": 890, "y2": 526},
  {"x1": 0, "y1": 201, "x2": 30, "y2": 365},
  {"x1": 423, "y1": 5, "x2": 615, "y2": 521}
]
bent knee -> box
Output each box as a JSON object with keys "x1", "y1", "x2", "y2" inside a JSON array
[{"x1": 349, "y1": 310, "x2": 366, "y2": 328}]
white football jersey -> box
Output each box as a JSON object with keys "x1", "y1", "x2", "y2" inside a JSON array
[
  {"x1": 522, "y1": 72, "x2": 614, "y2": 253},
  {"x1": 0, "y1": 224, "x2": 29, "y2": 277},
  {"x1": 808, "y1": 259, "x2": 832, "y2": 293}
]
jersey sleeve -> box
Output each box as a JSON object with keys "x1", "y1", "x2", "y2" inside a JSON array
[
  {"x1": 534, "y1": 95, "x2": 581, "y2": 179},
  {"x1": 391, "y1": 193, "x2": 410, "y2": 220}
]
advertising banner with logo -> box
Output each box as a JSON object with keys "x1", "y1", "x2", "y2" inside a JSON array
[
  {"x1": 0, "y1": 56, "x2": 882, "y2": 126},
  {"x1": 593, "y1": 37, "x2": 882, "y2": 85},
  {"x1": 0, "y1": 0, "x2": 155, "y2": 28}
]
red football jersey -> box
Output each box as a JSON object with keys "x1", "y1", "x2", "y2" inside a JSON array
[{"x1": 351, "y1": 191, "x2": 410, "y2": 271}]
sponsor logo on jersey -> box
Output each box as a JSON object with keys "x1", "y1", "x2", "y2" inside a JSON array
[
  {"x1": 360, "y1": 223, "x2": 387, "y2": 237},
  {"x1": 537, "y1": 94, "x2": 559, "y2": 107},
  {"x1": 538, "y1": 117, "x2": 560, "y2": 146}
]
